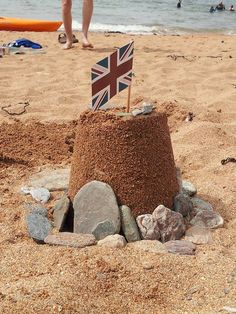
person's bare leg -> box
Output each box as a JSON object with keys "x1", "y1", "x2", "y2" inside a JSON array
[
  {"x1": 82, "y1": 0, "x2": 94, "y2": 48},
  {"x1": 62, "y1": 0, "x2": 73, "y2": 49}
]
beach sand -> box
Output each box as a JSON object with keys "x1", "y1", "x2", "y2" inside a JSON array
[{"x1": 0, "y1": 31, "x2": 236, "y2": 313}]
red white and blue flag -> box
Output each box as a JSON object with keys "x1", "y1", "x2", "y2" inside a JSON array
[{"x1": 91, "y1": 41, "x2": 134, "y2": 111}]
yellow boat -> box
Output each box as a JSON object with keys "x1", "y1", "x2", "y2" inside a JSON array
[{"x1": 0, "y1": 16, "x2": 62, "y2": 32}]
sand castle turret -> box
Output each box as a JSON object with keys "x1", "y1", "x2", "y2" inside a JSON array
[{"x1": 68, "y1": 109, "x2": 179, "y2": 217}]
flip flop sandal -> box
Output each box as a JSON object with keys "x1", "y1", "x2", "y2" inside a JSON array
[{"x1": 58, "y1": 33, "x2": 79, "y2": 44}]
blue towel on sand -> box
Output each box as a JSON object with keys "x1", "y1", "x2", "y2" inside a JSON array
[{"x1": 8, "y1": 38, "x2": 42, "y2": 49}]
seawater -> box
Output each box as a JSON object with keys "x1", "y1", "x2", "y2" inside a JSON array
[{"x1": 1, "y1": 0, "x2": 236, "y2": 34}]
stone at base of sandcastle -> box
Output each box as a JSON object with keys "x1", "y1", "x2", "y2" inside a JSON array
[{"x1": 68, "y1": 109, "x2": 179, "y2": 217}]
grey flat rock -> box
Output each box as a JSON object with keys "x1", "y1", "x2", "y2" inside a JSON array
[
  {"x1": 120, "y1": 205, "x2": 140, "y2": 242},
  {"x1": 73, "y1": 180, "x2": 120, "y2": 240},
  {"x1": 28, "y1": 168, "x2": 70, "y2": 191},
  {"x1": 44, "y1": 232, "x2": 96, "y2": 248},
  {"x1": 27, "y1": 213, "x2": 52, "y2": 243},
  {"x1": 53, "y1": 195, "x2": 70, "y2": 231}
]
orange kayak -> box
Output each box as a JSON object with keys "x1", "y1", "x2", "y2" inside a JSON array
[{"x1": 0, "y1": 16, "x2": 62, "y2": 32}]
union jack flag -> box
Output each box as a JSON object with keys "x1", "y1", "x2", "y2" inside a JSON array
[{"x1": 91, "y1": 41, "x2": 134, "y2": 111}]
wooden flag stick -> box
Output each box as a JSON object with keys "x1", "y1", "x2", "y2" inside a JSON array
[{"x1": 126, "y1": 85, "x2": 131, "y2": 113}]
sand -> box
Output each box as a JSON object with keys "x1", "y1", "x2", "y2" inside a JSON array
[{"x1": 0, "y1": 31, "x2": 235, "y2": 313}]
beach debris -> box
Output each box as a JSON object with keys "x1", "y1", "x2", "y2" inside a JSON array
[
  {"x1": 221, "y1": 157, "x2": 236, "y2": 165},
  {"x1": 1, "y1": 101, "x2": 30, "y2": 116},
  {"x1": 28, "y1": 167, "x2": 70, "y2": 191},
  {"x1": 131, "y1": 103, "x2": 154, "y2": 116},
  {"x1": 127, "y1": 240, "x2": 167, "y2": 254},
  {"x1": 136, "y1": 214, "x2": 160, "y2": 240},
  {"x1": 53, "y1": 195, "x2": 70, "y2": 231},
  {"x1": 185, "y1": 226, "x2": 213, "y2": 244},
  {"x1": 182, "y1": 180, "x2": 197, "y2": 196},
  {"x1": 152, "y1": 205, "x2": 186, "y2": 242},
  {"x1": 190, "y1": 211, "x2": 224, "y2": 229},
  {"x1": 21, "y1": 186, "x2": 50, "y2": 203},
  {"x1": 173, "y1": 193, "x2": 193, "y2": 217},
  {"x1": 97, "y1": 234, "x2": 127, "y2": 248},
  {"x1": 44, "y1": 232, "x2": 96, "y2": 248},
  {"x1": 164, "y1": 240, "x2": 196, "y2": 255},
  {"x1": 27, "y1": 213, "x2": 52, "y2": 243},
  {"x1": 167, "y1": 54, "x2": 195, "y2": 62},
  {"x1": 185, "y1": 112, "x2": 195, "y2": 122},
  {"x1": 120, "y1": 205, "x2": 141, "y2": 242},
  {"x1": 73, "y1": 181, "x2": 121, "y2": 240}
]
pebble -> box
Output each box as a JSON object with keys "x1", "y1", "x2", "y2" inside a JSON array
[
  {"x1": 44, "y1": 232, "x2": 96, "y2": 248},
  {"x1": 190, "y1": 211, "x2": 224, "y2": 229},
  {"x1": 182, "y1": 180, "x2": 197, "y2": 196},
  {"x1": 27, "y1": 213, "x2": 52, "y2": 243},
  {"x1": 97, "y1": 234, "x2": 127, "y2": 248},
  {"x1": 165, "y1": 240, "x2": 196, "y2": 255}
]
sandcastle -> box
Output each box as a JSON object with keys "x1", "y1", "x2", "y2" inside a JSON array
[{"x1": 68, "y1": 108, "x2": 179, "y2": 217}]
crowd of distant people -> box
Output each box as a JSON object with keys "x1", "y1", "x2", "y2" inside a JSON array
[
  {"x1": 176, "y1": 0, "x2": 235, "y2": 12},
  {"x1": 209, "y1": 1, "x2": 235, "y2": 12}
]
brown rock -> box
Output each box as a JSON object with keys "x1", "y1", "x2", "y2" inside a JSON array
[
  {"x1": 44, "y1": 232, "x2": 96, "y2": 248},
  {"x1": 165, "y1": 240, "x2": 196, "y2": 255},
  {"x1": 68, "y1": 109, "x2": 178, "y2": 217}
]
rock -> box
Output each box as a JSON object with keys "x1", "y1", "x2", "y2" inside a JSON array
[
  {"x1": 182, "y1": 180, "x2": 197, "y2": 196},
  {"x1": 73, "y1": 181, "x2": 120, "y2": 240},
  {"x1": 174, "y1": 193, "x2": 193, "y2": 217},
  {"x1": 176, "y1": 167, "x2": 183, "y2": 193},
  {"x1": 142, "y1": 103, "x2": 153, "y2": 115},
  {"x1": 120, "y1": 205, "x2": 141, "y2": 242},
  {"x1": 53, "y1": 195, "x2": 70, "y2": 231},
  {"x1": 136, "y1": 214, "x2": 160, "y2": 240},
  {"x1": 185, "y1": 226, "x2": 213, "y2": 244},
  {"x1": 132, "y1": 108, "x2": 143, "y2": 117},
  {"x1": 127, "y1": 240, "x2": 167, "y2": 254},
  {"x1": 152, "y1": 205, "x2": 186, "y2": 242},
  {"x1": 29, "y1": 187, "x2": 50, "y2": 203},
  {"x1": 97, "y1": 234, "x2": 127, "y2": 248},
  {"x1": 27, "y1": 213, "x2": 52, "y2": 243},
  {"x1": 44, "y1": 232, "x2": 96, "y2": 248},
  {"x1": 28, "y1": 168, "x2": 70, "y2": 191},
  {"x1": 190, "y1": 211, "x2": 224, "y2": 229},
  {"x1": 25, "y1": 203, "x2": 48, "y2": 216},
  {"x1": 165, "y1": 240, "x2": 196, "y2": 255},
  {"x1": 191, "y1": 196, "x2": 213, "y2": 213}
]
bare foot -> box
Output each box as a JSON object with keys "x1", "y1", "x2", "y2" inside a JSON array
[
  {"x1": 82, "y1": 43, "x2": 94, "y2": 49},
  {"x1": 82, "y1": 38, "x2": 94, "y2": 49},
  {"x1": 62, "y1": 41, "x2": 73, "y2": 50}
]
